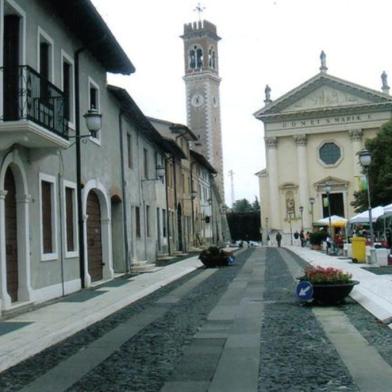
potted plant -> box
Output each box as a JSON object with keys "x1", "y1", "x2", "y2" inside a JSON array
[
  {"x1": 309, "y1": 231, "x2": 327, "y2": 250},
  {"x1": 298, "y1": 266, "x2": 359, "y2": 304},
  {"x1": 199, "y1": 246, "x2": 234, "y2": 268}
]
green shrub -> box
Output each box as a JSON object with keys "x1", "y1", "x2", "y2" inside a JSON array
[{"x1": 309, "y1": 231, "x2": 327, "y2": 245}]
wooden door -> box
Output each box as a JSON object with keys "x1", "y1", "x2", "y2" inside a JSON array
[
  {"x1": 87, "y1": 191, "x2": 103, "y2": 282},
  {"x1": 5, "y1": 168, "x2": 18, "y2": 302}
]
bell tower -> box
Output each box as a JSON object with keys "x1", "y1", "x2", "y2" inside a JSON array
[{"x1": 181, "y1": 19, "x2": 225, "y2": 199}]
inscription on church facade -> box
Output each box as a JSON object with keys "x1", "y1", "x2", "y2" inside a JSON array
[{"x1": 282, "y1": 114, "x2": 372, "y2": 129}]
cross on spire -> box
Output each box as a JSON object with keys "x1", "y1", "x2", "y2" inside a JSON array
[{"x1": 194, "y1": 2, "x2": 205, "y2": 22}]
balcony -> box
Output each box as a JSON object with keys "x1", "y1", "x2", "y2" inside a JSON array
[{"x1": 0, "y1": 65, "x2": 70, "y2": 151}]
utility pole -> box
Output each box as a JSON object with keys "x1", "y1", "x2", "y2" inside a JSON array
[{"x1": 228, "y1": 170, "x2": 235, "y2": 207}]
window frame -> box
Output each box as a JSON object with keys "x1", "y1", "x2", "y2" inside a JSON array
[
  {"x1": 61, "y1": 49, "x2": 75, "y2": 129},
  {"x1": 37, "y1": 26, "x2": 54, "y2": 83},
  {"x1": 143, "y1": 147, "x2": 149, "y2": 179},
  {"x1": 135, "y1": 206, "x2": 141, "y2": 238},
  {"x1": 87, "y1": 77, "x2": 101, "y2": 145},
  {"x1": 63, "y1": 180, "x2": 78, "y2": 258},
  {"x1": 39, "y1": 173, "x2": 58, "y2": 261},
  {"x1": 317, "y1": 140, "x2": 343, "y2": 168},
  {"x1": 127, "y1": 132, "x2": 133, "y2": 169}
]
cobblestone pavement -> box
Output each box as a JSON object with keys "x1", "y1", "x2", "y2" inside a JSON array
[{"x1": 2, "y1": 247, "x2": 392, "y2": 391}]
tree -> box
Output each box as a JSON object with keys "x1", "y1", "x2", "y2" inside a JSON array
[
  {"x1": 252, "y1": 197, "x2": 260, "y2": 212},
  {"x1": 231, "y1": 198, "x2": 253, "y2": 213},
  {"x1": 351, "y1": 120, "x2": 392, "y2": 211}
]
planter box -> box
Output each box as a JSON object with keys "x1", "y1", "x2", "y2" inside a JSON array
[{"x1": 312, "y1": 281, "x2": 359, "y2": 305}]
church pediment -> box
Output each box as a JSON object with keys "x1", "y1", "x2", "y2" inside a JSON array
[
  {"x1": 281, "y1": 85, "x2": 370, "y2": 112},
  {"x1": 255, "y1": 73, "x2": 392, "y2": 119}
]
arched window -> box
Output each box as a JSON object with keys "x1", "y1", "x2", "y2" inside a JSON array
[
  {"x1": 196, "y1": 48, "x2": 203, "y2": 69},
  {"x1": 189, "y1": 49, "x2": 196, "y2": 69},
  {"x1": 189, "y1": 45, "x2": 203, "y2": 70},
  {"x1": 208, "y1": 47, "x2": 216, "y2": 69}
]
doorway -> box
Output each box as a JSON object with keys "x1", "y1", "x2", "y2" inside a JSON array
[
  {"x1": 87, "y1": 191, "x2": 103, "y2": 282},
  {"x1": 5, "y1": 168, "x2": 18, "y2": 302}
]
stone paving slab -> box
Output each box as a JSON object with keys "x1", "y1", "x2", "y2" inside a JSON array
[{"x1": 0, "y1": 256, "x2": 203, "y2": 373}]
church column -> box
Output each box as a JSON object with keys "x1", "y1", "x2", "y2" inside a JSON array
[
  {"x1": 294, "y1": 134, "x2": 310, "y2": 230},
  {"x1": 349, "y1": 129, "x2": 363, "y2": 190},
  {"x1": 265, "y1": 137, "x2": 280, "y2": 229}
]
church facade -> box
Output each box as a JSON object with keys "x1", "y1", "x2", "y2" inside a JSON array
[{"x1": 255, "y1": 54, "x2": 392, "y2": 243}]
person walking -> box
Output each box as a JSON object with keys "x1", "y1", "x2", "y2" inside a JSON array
[
  {"x1": 300, "y1": 230, "x2": 305, "y2": 247},
  {"x1": 276, "y1": 231, "x2": 282, "y2": 247}
]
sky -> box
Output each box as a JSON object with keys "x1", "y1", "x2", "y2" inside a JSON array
[{"x1": 92, "y1": 0, "x2": 392, "y2": 206}]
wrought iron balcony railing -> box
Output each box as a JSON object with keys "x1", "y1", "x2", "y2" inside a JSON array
[{"x1": 1, "y1": 65, "x2": 69, "y2": 139}]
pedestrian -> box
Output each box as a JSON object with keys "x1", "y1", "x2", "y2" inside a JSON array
[
  {"x1": 300, "y1": 230, "x2": 305, "y2": 247},
  {"x1": 294, "y1": 230, "x2": 300, "y2": 246},
  {"x1": 276, "y1": 231, "x2": 282, "y2": 247}
]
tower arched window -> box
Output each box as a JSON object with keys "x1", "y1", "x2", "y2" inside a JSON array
[
  {"x1": 189, "y1": 45, "x2": 203, "y2": 70},
  {"x1": 189, "y1": 49, "x2": 196, "y2": 69},
  {"x1": 208, "y1": 47, "x2": 216, "y2": 69}
]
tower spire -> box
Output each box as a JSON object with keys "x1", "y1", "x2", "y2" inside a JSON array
[{"x1": 193, "y1": 2, "x2": 205, "y2": 22}]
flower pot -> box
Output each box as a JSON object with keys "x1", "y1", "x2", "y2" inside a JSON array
[
  {"x1": 312, "y1": 280, "x2": 359, "y2": 305},
  {"x1": 199, "y1": 254, "x2": 228, "y2": 267},
  {"x1": 311, "y1": 244, "x2": 321, "y2": 250}
]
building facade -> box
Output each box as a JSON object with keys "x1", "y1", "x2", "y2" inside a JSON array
[
  {"x1": 0, "y1": 0, "x2": 170, "y2": 314},
  {"x1": 255, "y1": 54, "x2": 392, "y2": 244}
]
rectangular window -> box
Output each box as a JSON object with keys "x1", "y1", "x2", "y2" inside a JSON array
[
  {"x1": 40, "y1": 173, "x2": 57, "y2": 260},
  {"x1": 127, "y1": 133, "x2": 132, "y2": 169},
  {"x1": 61, "y1": 51, "x2": 75, "y2": 126},
  {"x1": 135, "y1": 206, "x2": 141, "y2": 238},
  {"x1": 162, "y1": 209, "x2": 167, "y2": 237},
  {"x1": 90, "y1": 86, "x2": 97, "y2": 110},
  {"x1": 146, "y1": 205, "x2": 150, "y2": 237},
  {"x1": 38, "y1": 28, "x2": 54, "y2": 107},
  {"x1": 143, "y1": 148, "x2": 148, "y2": 179},
  {"x1": 63, "y1": 61, "x2": 71, "y2": 121},
  {"x1": 40, "y1": 42, "x2": 50, "y2": 101},
  {"x1": 42, "y1": 180, "x2": 52, "y2": 253},
  {"x1": 65, "y1": 187, "x2": 75, "y2": 252},
  {"x1": 88, "y1": 78, "x2": 100, "y2": 141}
]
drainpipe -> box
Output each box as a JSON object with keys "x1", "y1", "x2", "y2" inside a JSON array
[
  {"x1": 118, "y1": 110, "x2": 130, "y2": 272},
  {"x1": 172, "y1": 156, "x2": 179, "y2": 251},
  {"x1": 57, "y1": 170, "x2": 65, "y2": 296},
  {"x1": 74, "y1": 47, "x2": 85, "y2": 288},
  {"x1": 164, "y1": 155, "x2": 171, "y2": 255},
  {"x1": 190, "y1": 161, "x2": 195, "y2": 245}
]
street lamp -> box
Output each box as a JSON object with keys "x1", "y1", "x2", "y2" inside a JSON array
[
  {"x1": 299, "y1": 206, "x2": 304, "y2": 231},
  {"x1": 324, "y1": 184, "x2": 332, "y2": 254},
  {"x1": 288, "y1": 213, "x2": 293, "y2": 245},
  {"x1": 265, "y1": 217, "x2": 269, "y2": 245},
  {"x1": 309, "y1": 197, "x2": 315, "y2": 228},
  {"x1": 358, "y1": 149, "x2": 373, "y2": 246}
]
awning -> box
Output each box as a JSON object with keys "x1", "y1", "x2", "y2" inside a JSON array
[
  {"x1": 349, "y1": 206, "x2": 385, "y2": 224},
  {"x1": 314, "y1": 215, "x2": 348, "y2": 228}
]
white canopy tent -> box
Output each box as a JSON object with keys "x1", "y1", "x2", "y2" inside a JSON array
[
  {"x1": 349, "y1": 206, "x2": 385, "y2": 224},
  {"x1": 382, "y1": 203, "x2": 392, "y2": 217}
]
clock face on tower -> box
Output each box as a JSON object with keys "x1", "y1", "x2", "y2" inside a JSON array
[{"x1": 191, "y1": 94, "x2": 204, "y2": 107}]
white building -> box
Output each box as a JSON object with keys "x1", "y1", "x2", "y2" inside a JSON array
[{"x1": 255, "y1": 53, "x2": 392, "y2": 244}]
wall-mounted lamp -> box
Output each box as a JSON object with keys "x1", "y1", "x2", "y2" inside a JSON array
[{"x1": 70, "y1": 108, "x2": 102, "y2": 140}]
